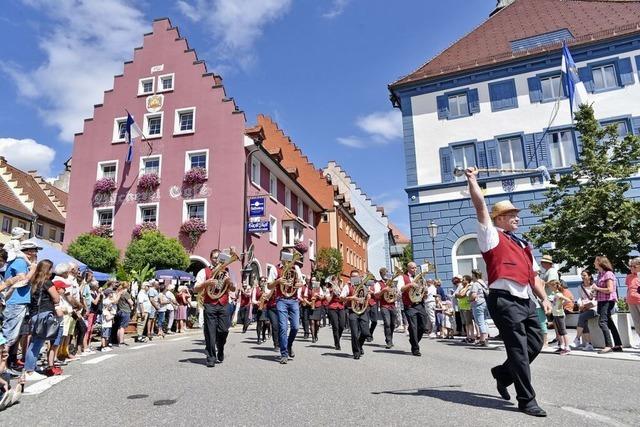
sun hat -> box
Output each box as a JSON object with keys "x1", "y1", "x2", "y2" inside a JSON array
[
  {"x1": 490, "y1": 200, "x2": 520, "y2": 220},
  {"x1": 11, "y1": 227, "x2": 30, "y2": 239},
  {"x1": 20, "y1": 240, "x2": 42, "y2": 251},
  {"x1": 540, "y1": 254, "x2": 554, "y2": 264}
]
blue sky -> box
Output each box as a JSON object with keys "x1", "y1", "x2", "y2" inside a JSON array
[{"x1": 0, "y1": 0, "x2": 494, "y2": 234}]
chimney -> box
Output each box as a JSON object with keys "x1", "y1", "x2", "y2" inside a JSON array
[{"x1": 490, "y1": 0, "x2": 516, "y2": 16}]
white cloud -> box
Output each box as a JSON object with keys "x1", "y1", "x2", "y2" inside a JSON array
[
  {"x1": 337, "y1": 136, "x2": 365, "y2": 148},
  {"x1": 2, "y1": 0, "x2": 147, "y2": 142},
  {"x1": 356, "y1": 110, "x2": 402, "y2": 141},
  {"x1": 177, "y1": 0, "x2": 292, "y2": 70},
  {"x1": 323, "y1": 0, "x2": 351, "y2": 19},
  {"x1": 379, "y1": 198, "x2": 403, "y2": 214},
  {"x1": 0, "y1": 138, "x2": 56, "y2": 177}
]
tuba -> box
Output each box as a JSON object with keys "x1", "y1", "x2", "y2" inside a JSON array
[
  {"x1": 408, "y1": 270, "x2": 428, "y2": 304},
  {"x1": 382, "y1": 267, "x2": 404, "y2": 304},
  {"x1": 352, "y1": 273, "x2": 374, "y2": 315},
  {"x1": 279, "y1": 251, "x2": 302, "y2": 298},
  {"x1": 205, "y1": 249, "x2": 240, "y2": 300}
]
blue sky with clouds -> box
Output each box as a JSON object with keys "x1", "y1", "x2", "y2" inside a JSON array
[{"x1": 0, "y1": 0, "x2": 494, "y2": 234}]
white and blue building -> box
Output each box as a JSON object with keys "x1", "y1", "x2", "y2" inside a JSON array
[{"x1": 389, "y1": 0, "x2": 640, "y2": 286}]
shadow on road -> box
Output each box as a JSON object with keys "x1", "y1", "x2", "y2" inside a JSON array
[
  {"x1": 249, "y1": 346, "x2": 279, "y2": 352},
  {"x1": 178, "y1": 358, "x2": 207, "y2": 366},
  {"x1": 320, "y1": 352, "x2": 352, "y2": 359},
  {"x1": 181, "y1": 348, "x2": 206, "y2": 354},
  {"x1": 372, "y1": 349, "x2": 411, "y2": 356},
  {"x1": 307, "y1": 344, "x2": 336, "y2": 350},
  {"x1": 247, "y1": 354, "x2": 280, "y2": 363},
  {"x1": 373, "y1": 387, "x2": 517, "y2": 412}
]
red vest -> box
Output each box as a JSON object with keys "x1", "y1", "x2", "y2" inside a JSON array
[
  {"x1": 202, "y1": 267, "x2": 229, "y2": 305},
  {"x1": 239, "y1": 291, "x2": 251, "y2": 307},
  {"x1": 401, "y1": 274, "x2": 414, "y2": 307},
  {"x1": 368, "y1": 282, "x2": 378, "y2": 307},
  {"x1": 310, "y1": 289, "x2": 323, "y2": 308},
  {"x1": 327, "y1": 287, "x2": 344, "y2": 310},
  {"x1": 378, "y1": 280, "x2": 396, "y2": 310},
  {"x1": 482, "y1": 231, "x2": 535, "y2": 287}
]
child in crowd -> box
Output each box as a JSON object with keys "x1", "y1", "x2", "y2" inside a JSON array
[
  {"x1": 439, "y1": 296, "x2": 455, "y2": 339},
  {"x1": 100, "y1": 289, "x2": 116, "y2": 352},
  {"x1": 548, "y1": 280, "x2": 573, "y2": 355},
  {"x1": 3, "y1": 227, "x2": 29, "y2": 263},
  {"x1": 0, "y1": 332, "x2": 24, "y2": 410}
]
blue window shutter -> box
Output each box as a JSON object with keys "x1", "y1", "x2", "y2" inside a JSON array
[
  {"x1": 527, "y1": 77, "x2": 542, "y2": 103},
  {"x1": 535, "y1": 132, "x2": 551, "y2": 168},
  {"x1": 523, "y1": 134, "x2": 538, "y2": 168},
  {"x1": 436, "y1": 95, "x2": 449, "y2": 120},
  {"x1": 617, "y1": 57, "x2": 634, "y2": 86},
  {"x1": 636, "y1": 56, "x2": 640, "y2": 81},
  {"x1": 476, "y1": 141, "x2": 488, "y2": 177},
  {"x1": 489, "y1": 80, "x2": 518, "y2": 111},
  {"x1": 439, "y1": 147, "x2": 453, "y2": 182},
  {"x1": 468, "y1": 89, "x2": 480, "y2": 114},
  {"x1": 633, "y1": 117, "x2": 640, "y2": 135},
  {"x1": 578, "y1": 67, "x2": 594, "y2": 93},
  {"x1": 485, "y1": 139, "x2": 498, "y2": 176}
]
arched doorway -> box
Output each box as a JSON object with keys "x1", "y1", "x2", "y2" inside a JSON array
[
  {"x1": 452, "y1": 234, "x2": 487, "y2": 278},
  {"x1": 243, "y1": 260, "x2": 262, "y2": 288},
  {"x1": 187, "y1": 255, "x2": 208, "y2": 277}
]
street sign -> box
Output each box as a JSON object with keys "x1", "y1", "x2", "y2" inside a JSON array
[
  {"x1": 247, "y1": 220, "x2": 270, "y2": 233},
  {"x1": 249, "y1": 197, "x2": 265, "y2": 217}
]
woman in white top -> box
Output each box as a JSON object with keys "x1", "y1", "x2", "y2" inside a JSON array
[{"x1": 572, "y1": 271, "x2": 597, "y2": 351}]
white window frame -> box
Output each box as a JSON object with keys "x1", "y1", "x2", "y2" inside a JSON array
[
  {"x1": 282, "y1": 220, "x2": 302, "y2": 247},
  {"x1": 183, "y1": 198, "x2": 207, "y2": 224},
  {"x1": 138, "y1": 77, "x2": 155, "y2": 96},
  {"x1": 139, "y1": 155, "x2": 162, "y2": 176},
  {"x1": 297, "y1": 198, "x2": 303, "y2": 219},
  {"x1": 251, "y1": 157, "x2": 261, "y2": 187},
  {"x1": 112, "y1": 117, "x2": 127, "y2": 143},
  {"x1": 451, "y1": 234, "x2": 486, "y2": 278},
  {"x1": 540, "y1": 75, "x2": 563, "y2": 101},
  {"x1": 35, "y1": 222, "x2": 44, "y2": 238},
  {"x1": 136, "y1": 202, "x2": 159, "y2": 225},
  {"x1": 157, "y1": 73, "x2": 175, "y2": 92},
  {"x1": 592, "y1": 64, "x2": 618, "y2": 91},
  {"x1": 498, "y1": 137, "x2": 525, "y2": 170},
  {"x1": 269, "y1": 215, "x2": 278, "y2": 244},
  {"x1": 269, "y1": 173, "x2": 277, "y2": 200},
  {"x1": 93, "y1": 207, "x2": 115, "y2": 228},
  {"x1": 97, "y1": 160, "x2": 119, "y2": 182},
  {"x1": 143, "y1": 112, "x2": 164, "y2": 139},
  {"x1": 174, "y1": 107, "x2": 196, "y2": 135},
  {"x1": 185, "y1": 149, "x2": 209, "y2": 174},
  {"x1": 285, "y1": 188, "x2": 291, "y2": 210},
  {"x1": 452, "y1": 144, "x2": 476, "y2": 181},
  {"x1": 548, "y1": 130, "x2": 576, "y2": 168},
  {"x1": 448, "y1": 93, "x2": 469, "y2": 118},
  {"x1": 309, "y1": 239, "x2": 315, "y2": 261}
]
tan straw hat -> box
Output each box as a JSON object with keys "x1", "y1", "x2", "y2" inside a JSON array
[
  {"x1": 490, "y1": 200, "x2": 520, "y2": 220},
  {"x1": 540, "y1": 254, "x2": 553, "y2": 264}
]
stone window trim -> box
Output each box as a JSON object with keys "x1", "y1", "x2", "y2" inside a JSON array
[
  {"x1": 184, "y1": 149, "x2": 210, "y2": 176},
  {"x1": 174, "y1": 107, "x2": 196, "y2": 135},
  {"x1": 112, "y1": 117, "x2": 128, "y2": 143},
  {"x1": 182, "y1": 198, "x2": 207, "y2": 224},
  {"x1": 139, "y1": 154, "x2": 162, "y2": 177},
  {"x1": 157, "y1": 73, "x2": 175, "y2": 93},
  {"x1": 138, "y1": 77, "x2": 155, "y2": 96},
  {"x1": 93, "y1": 207, "x2": 115, "y2": 228},
  {"x1": 143, "y1": 111, "x2": 163, "y2": 139},
  {"x1": 136, "y1": 202, "x2": 159, "y2": 225},
  {"x1": 451, "y1": 233, "x2": 486, "y2": 278},
  {"x1": 96, "y1": 160, "x2": 119, "y2": 182}
]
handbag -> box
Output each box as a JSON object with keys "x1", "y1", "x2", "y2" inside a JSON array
[{"x1": 30, "y1": 284, "x2": 62, "y2": 339}]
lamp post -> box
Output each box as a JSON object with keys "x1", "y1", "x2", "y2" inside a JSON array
[{"x1": 427, "y1": 221, "x2": 438, "y2": 279}]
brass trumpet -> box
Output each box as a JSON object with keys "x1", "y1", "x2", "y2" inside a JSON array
[
  {"x1": 453, "y1": 165, "x2": 550, "y2": 182},
  {"x1": 206, "y1": 248, "x2": 240, "y2": 300},
  {"x1": 279, "y1": 251, "x2": 302, "y2": 298},
  {"x1": 352, "y1": 273, "x2": 374, "y2": 315},
  {"x1": 382, "y1": 267, "x2": 404, "y2": 304}
]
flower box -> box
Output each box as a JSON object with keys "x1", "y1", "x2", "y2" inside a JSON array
[
  {"x1": 183, "y1": 167, "x2": 207, "y2": 186},
  {"x1": 132, "y1": 222, "x2": 157, "y2": 239},
  {"x1": 94, "y1": 177, "x2": 116, "y2": 195},
  {"x1": 90, "y1": 225, "x2": 113, "y2": 238},
  {"x1": 137, "y1": 173, "x2": 160, "y2": 193},
  {"x1": 180, "y1": 218, "x2": 207, "y2": 246}
]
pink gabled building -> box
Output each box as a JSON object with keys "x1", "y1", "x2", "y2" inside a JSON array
[{"x1": 64, "y1": 18, "x2": 246, "y2": 273}]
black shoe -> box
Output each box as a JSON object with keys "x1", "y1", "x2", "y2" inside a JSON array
[
  {"x1": 206, "y1": 360, "x2": 215, "y2": 368},
  {"x1": 612, "y1": 346, "x2": 623, "y2": 352},
  {"x1": 359, "y1": 347, "x2": 364, "y2": 355},
  {"x1": 335, "y1": 345, "x2": 341, "y2": 351},
  {"x1": 279, "y1": 356, "x2": 288, "y2": 364},
  {"x1": 385, "y1": 343, "x2": 393, "y2": 349},
  {"x1": 366, "y1": 337, "x2": 373, "y2": 343},
  {"x1": 519, "y1": 406, "x2": 547, "y2": 417},
  {"x1": 217, "y1": 351, "x2": 224, "y2": 363},
  {"x1": 287, "y1": 348, "x2": 295, "y2": 359},
  {"x1": 412, "y1": 351, "x2": 422, "y2": 357},
  {"x1": 303, "y1": 334, "x2": 309, "y2": 339},
  {"x1": 353, "y1": 353, "x2": 360, "y2": 360},
  {"x1": 491, "y1": 367, "x2": 511, "y2": 400}
]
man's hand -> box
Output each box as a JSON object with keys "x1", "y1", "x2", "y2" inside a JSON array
[
  {"x1": 464, "y1": 166, "x2": 479, "y2": 180},
  {"x1": 542, "y1": 299, "x2": 552, "y2": 315}
]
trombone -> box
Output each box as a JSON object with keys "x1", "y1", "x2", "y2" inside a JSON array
[{"x1": 453, "y1": 165, "x2": 551, "y2": 182}]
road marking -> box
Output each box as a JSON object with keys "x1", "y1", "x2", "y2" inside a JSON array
[
  {"x1": 23, "y1": 375, "x2": 70, "y2": 395},
  {"x1": 130, "y1": 344, "x2": 156, "y2": 350},
  {"x1": 561, "y1": 406, "x2": 629, "y2": 427},
  {"x1": 82, "y1": 354, "x2": 116, "y2": 365},
  {"x1": 167, "y1": 336, "x2": 192, "y2": 342}
]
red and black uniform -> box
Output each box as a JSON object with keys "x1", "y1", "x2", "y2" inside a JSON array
[
  {"x1": 401, "y1": 274, "x2": 427, "y2": 355},
  {"x1": 200, "y1": 266, "x2": 231, "y2": 365},
  {"x1": 346, "y1": 282, "x2": 371, "y2": 359},
  {"x1": 300, "y1": 285, "x2": 312, "y2": 338},
  {"x1": 265, "y1": 287, "x2": 280, "y2": 349},
  {"x1": 482, "y1": 229, "x2": 541, "y2": 408},
  {"x1": 326, "y1": 284, "x2": 346, "y2": 350},
  {"x1": 378, "y1": 280, "x2": 397, "y2": 347},
  {"x1": 367, "y1": 280, "x2": 379, "y2": 339},
  {"x1": 237, "y1": 288, "x2": 252, "y2": 333}
]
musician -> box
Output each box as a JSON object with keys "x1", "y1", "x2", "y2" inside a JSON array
[
  {"x1": 237, "y1": 283, "x2": 252, "y2": 333},
  {"x1": 267, "y1": 249, "x2": 304, "y2": 364},
  {"x1": 376, "y1": 267, "x2": 397, "y2": 349},
  {"x1": 367, "y1": 273, "x2": 379, "y2": 342},
  {"x1": 344, "y1": 270, "x2": 372, "y2": 359},
  {"x1": 325, "y1": 275, "x2": 347, "y2": 350},
  {"x1": 252, "y1": 277, "x2": 270, "y2": 344},
  {"x1": 398, "y1": 262, "x2": 427, "y2": 356},
  {"x1": 264, "y1": 283, "x2": 280, "y2": 350},
  {"x1": 300, "y1": 276, "x2": 312, "y2": 340},
  {"x1": 194, "y1": 249, "x2": 236, "y2": 368},
  {"x1": 465, "y1": 167, "x2": 551, "y2": 418},
  {"x1": 305, "y1": 279, "x2": 324, "y2": 343}
]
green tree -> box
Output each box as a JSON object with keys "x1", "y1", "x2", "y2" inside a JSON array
[
  {"x1": 528, "y1": 104, "x2": 640, "y2": 273},
  {"x1": 399, "y1": 243, "x2": 413, "y2": 270},
  {"x1": 123, "y1": 231, "x2": 190, "y2": 272},
  {"x1": 67, "y1": 233, "x2": 120, "y2": 273},
  {"x1": 313, "y1": 247, "x2": 343, "y2": 282}
]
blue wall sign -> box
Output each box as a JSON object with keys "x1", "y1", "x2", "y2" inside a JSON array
[
  {"x1": 249, "y1": 197, "x2": 266, "y2": 217},
  {"x1": 247, "y1": 220, "x2": 271, "y2": 233}
]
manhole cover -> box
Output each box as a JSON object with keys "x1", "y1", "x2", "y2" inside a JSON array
[
  {"x1": 153, "y1": 399, "x2": 177, "y2": 406},
  {"x1": 127, "y1": 394, "x2": 149, "y2": 399}
]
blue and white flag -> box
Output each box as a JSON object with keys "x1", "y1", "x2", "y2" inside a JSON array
[
  {"x1": 561, "y1": 42, "x2": 589, "y2": 117},
  {"x1": 125, "y1": 113, "x2": 143, "y2": 163}
]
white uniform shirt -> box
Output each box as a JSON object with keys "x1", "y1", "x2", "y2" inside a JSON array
[{"x1": 477, "y1": 221, "x2": 539, "y2": 299}]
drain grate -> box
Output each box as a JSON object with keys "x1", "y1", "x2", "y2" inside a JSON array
[
  {"x1": 127, "y1": 394, "x2": 149, "y2": 399},
  {"x1": 153, "y1": 399, "x2": 177, "y2": 406}
]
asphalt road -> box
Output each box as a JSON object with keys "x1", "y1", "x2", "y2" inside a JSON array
[{"x1": 3, "y1": 323, "x2": 638, "y2": 426}]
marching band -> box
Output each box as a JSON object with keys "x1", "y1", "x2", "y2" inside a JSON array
[{"x1": 194, "y1": 247, "x2": 436, "y2": 366}]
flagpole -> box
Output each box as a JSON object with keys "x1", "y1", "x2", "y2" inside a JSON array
[{"x1": 125, "y1": 108, "x2": 153, "y2": 155}]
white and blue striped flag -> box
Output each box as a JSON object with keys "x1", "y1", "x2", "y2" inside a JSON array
[
  {"x1": 561, "y1": 42, "x2": 589, "y2": 117},
  {"x1": 125, "y1": 112, "x2": 143, "y2": 163}
]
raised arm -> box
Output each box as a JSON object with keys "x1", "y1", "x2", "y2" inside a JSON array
[{"x1": 465, "y1": 167, "x2": 491, "y2": 226}]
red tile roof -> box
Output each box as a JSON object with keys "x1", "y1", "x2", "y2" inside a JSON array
[
  {"x1": 43, "y1": 182, "x2": 68, "y2": 213},
  {"x1": 391, "y1": 0, "x2": 640, "y2": 87},
  {"x1": 0, "y1": 175, "x2": 33, "y2": 219},
  {"x1": 388, "y1": 222, "x2": 410, "y2": 245}
]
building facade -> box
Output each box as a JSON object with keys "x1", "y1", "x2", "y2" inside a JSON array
[
  {"x1": 323, "y1": 161, "x2": 393, "y2": 274},
  {"x1": 63, "y1": 18, "x2": 246, "y2": 274},
  {"x1": 389, "y1": 0, "x2": 640, "y2": 283}
]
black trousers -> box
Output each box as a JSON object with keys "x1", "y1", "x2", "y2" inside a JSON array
[
  {"x1": 267, "y1": 307, "x2": 280, "y2": 347},
  {"x1": 487, "y1": 291, "x2": 543, "y2": 409},
  {"x1": 301, "y1": 305, "x2": 311, "y2": 336},
  {"x1": 380, "y1": 306, "x2": 397, "y2": 345},
  {"x1": 327, "y1": 308, "x2": 346, "y2": 348},
  {"x1": 369, "y1": 304, "x2": 378, "y2": 336},
  {"x1": 238, "y1": 306, "x2": 250, "y2": 332},
  {"x1": 597, "y1": 300, "x2": 622, "y2": 348},
  {"x1": 347, "y1": 309, "x2": 370, "y2": 356},
  {"x1": 203, "y1": 303, "x2": 230, "y2": 362},
  {"x1": 405, "y1": 304, "x2": 427, "y2": 352}
]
